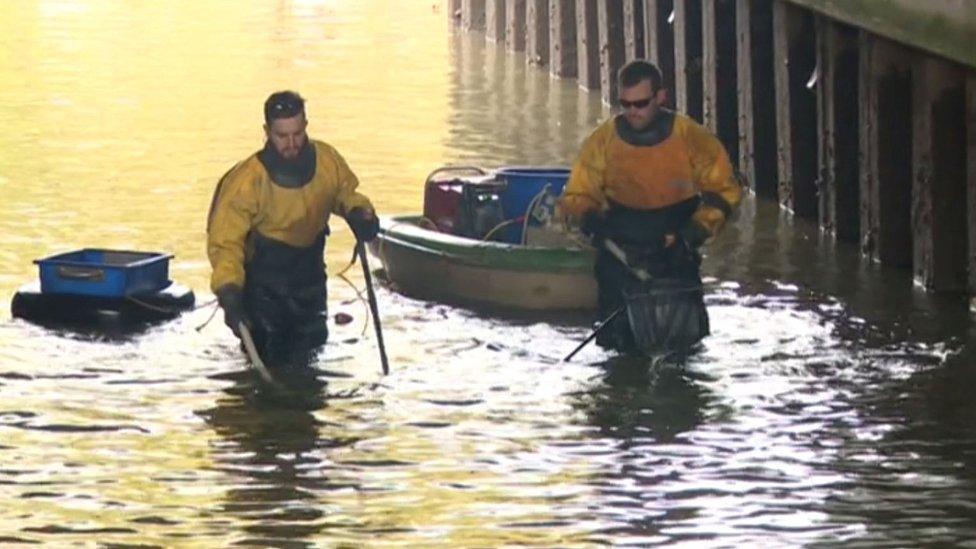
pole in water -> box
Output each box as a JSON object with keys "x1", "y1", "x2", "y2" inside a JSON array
[
  {"x1": 563, "y1": 305, "x2": 626, "y2": 362},
  {"x1": 357, "y1": 241, "x2": 390, "y2": 375},
  {"x1": 238, "y1": 322, "x2": 276, "y2": 384}
]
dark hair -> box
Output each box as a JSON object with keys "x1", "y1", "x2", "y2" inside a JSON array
[
  {"x1": 618, "y1": 60, "x2": 663, "y2": 91},
  {"x1": 264, "y1": 90, "x2": 305, "y2": 125}
]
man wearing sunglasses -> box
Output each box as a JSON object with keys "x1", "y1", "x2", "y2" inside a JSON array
[
  {"x1": 207, "y1": 90, "x2": 379, "y2": 371},
  {"x1": 559, "y1": 60, "x2": 742, "y2": 354}
]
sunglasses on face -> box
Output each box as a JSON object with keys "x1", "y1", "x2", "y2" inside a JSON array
[{"x1": 619, "y1": 97, "x2": 653, "y2": 110}]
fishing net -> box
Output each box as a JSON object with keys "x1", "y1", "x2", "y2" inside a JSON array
[{"x1": 623, "y1": 278, "x2": 709, "y2": 355}]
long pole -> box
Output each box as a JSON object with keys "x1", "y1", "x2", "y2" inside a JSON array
[
  {"x1": 357, "y1": 241, "x2": 390, "y2": 375},
  {"x1": 563, "y1": 305, "x2": 626, "y2": 362},
  {"x1": 563, "y1": 237, "x2": 650, "y2": 362},
  {"x1": 238, "y1": 322, "x2": 277, "y2": 384}
]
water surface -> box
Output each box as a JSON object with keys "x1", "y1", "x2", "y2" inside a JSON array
[{"x1": 1, "y1": 2, "x2": 975, "y2": 547}]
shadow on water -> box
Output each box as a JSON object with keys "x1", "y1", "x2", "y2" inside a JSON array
[
  {"x1": 709, "y1": 195, "x2": 973, "y2": 347},
  {"x1": 9, "y1": 317, "x2": 168, "y2": 344},
  {"x1": 196, "y1": 370, "x2": 360, "y2": 548},
  {"x1": 810, "y1": 343, "x2": 976, "y2": 547}
]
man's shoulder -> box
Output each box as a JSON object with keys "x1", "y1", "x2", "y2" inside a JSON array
[
  {"x1": 309, "y1": 139, "x2": 342, "y2": 158},
  {"x1": 219, "y1": 153, "x2": 265, "y2": 185},
  {"x1": 671, "y1": 112, "x2": 710, "y2": 136},
  {"x1": 670, "y1": 112, "x2": 726, "y2": 155},
  {"x1": 236, "y1": 153, "x2": 266, "y2": 173},
  {"x1": 595, "y1": 117, "x2": 618, "y2": 134},
  {"x1": 584, "y1": 117, "x2": 619, "y2": 143}
]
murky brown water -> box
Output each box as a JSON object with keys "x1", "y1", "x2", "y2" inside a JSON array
[{"x1": 2, "y1": 2, "x2": 976, "y2": 547}]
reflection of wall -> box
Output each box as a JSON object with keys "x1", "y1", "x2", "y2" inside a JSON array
[
  {"x1": 704, "y1": 194, "x2": 973, "y2": 343},
  {"x1": 446, "y1": 28, "x2": 608, "y2": 168}
]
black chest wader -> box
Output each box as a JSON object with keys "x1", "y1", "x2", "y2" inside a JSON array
[
  {"x1": 595, "y1": 196, "x2": 709, "y2": 355},
  {"x1": 244, "y1": 141, "x2": 328, "y2": 370},
  {"x1": 244, "y1": 231, "x2": 329, "y2": 370}
]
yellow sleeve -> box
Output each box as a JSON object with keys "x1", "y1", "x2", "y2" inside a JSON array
[
  {"x1": 206, "y1": 162, "x2": 260, "y2": 292},
  {"x1": 326, "y1": 146, "x2": 374, "y2": 217},
  {"x1": 683, "y1": 117, "x2": 742, "y2": 237},
  {"x1": 558, "y1": 122, "x2": 613, "y2": 220}
]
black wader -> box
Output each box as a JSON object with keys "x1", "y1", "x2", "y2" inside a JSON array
[
  {"x1": 243, "y1": 230, "x2": 329, "y2": 370},
  {"x1": 595, "y1": 197, "x2": 710, "y2": 354}
]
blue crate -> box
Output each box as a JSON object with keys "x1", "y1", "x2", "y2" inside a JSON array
[{"x1": 34, "y1": 249, "x2": 173, "y2": 297}]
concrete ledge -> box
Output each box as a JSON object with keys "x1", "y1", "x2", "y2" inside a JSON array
[{"x1": 784, "y1": 0, "x2": 976, "y2": 68}]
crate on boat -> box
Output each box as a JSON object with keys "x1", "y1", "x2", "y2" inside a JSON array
[{"x1": 34, "y1": 249, "x2": 173, "y2": 297}]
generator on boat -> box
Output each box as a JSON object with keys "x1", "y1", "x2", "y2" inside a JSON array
[
  {"x1": 422, "y1": 165, "x2": 570, "y2": 244},
  {"x1": 423, "y1": 166, "x2": 504, "y2": 240},
  {"x1": 11, "y1": 248, "x2": 195, "y2": 326}
]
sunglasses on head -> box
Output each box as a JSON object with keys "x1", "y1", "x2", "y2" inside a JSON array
[
  {"x1": 619, "y1": 97, "x2": 652, "y2": 109},
  {"x1": 271, "y1": 100, "x2": 299, "y2": 113}
]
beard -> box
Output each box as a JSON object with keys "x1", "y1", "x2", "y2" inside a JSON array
[
  {"x1": 273, "y1": 138, "x2": 307, "y2": 162},
  {"x1": 258, "y1": 138, "x2": 316, "y2": 187}
]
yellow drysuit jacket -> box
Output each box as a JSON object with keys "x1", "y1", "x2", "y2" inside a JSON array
[
  {"x1": 560, "y1": 113, "x2": 741, "y2": 239},
  {"x1": 207, "y1": 139, "x2": 373, "y2": 293}
]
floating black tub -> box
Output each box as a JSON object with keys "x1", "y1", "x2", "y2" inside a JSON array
[{"x1": 11, "y1": 281, "x2": 195, "y2": 325}]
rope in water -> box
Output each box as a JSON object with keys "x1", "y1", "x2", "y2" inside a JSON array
[{"x1": 125, "y1": 295, "x2": 216, "y2": 314}]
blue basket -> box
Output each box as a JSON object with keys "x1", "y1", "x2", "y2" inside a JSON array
[
  {"x1": 34, "y1": 249, "x2": 173, "y2": 297},
  {"x1": 497, "y1": 167, "x2": 570, "y2": 243}
]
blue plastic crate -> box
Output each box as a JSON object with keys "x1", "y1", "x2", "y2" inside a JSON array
[{"x1": 34, "y1": 249, "x2": 173, "y2": 297}]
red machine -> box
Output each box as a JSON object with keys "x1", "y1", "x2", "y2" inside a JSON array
[
  {"x1": 423, "y1": 176, "x2": 465, "y2": 234},
  {"x1": 422, "y1": 166, "x2": 504, "y2": 238}
]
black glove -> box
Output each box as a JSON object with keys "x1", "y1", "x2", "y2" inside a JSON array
[
  {"x1": 580, "y1": 212, "x2": 606, "y2": 242},
  {"x1": 346, "y1": 208, "x2": 379, "y2": 242},
  {"x1": 675, "y1": 220, "x2": 710, "y2": 250},
  {"x1": 215, "y1": 285, "x2": 248, "y2": 337}
]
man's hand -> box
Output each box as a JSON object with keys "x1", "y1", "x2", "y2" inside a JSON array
[
  {"x1": 580, "y1": 212, "x2": 606, "y2": 242},
  {"x1": 346, "y1": 208, "x2": 380, "y2": 242},
  {"x1": 672, "y1": 220, "x2": 710, "y2": 249},
  {"x1": 215, "y1": 286, "x2": 248, "y2": 337}
]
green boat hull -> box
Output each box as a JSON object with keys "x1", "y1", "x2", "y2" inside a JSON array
[{"x1": 369, "y1": 216, "x2": 598, "y2": 311}]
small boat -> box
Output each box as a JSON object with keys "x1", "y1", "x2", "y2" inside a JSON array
[
  {"x1": 11, "y1": 248, "x2": 195, "y2": 327},
  {"x1": 369, "y1": 166, "x2": 598, "y2": 312}
]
